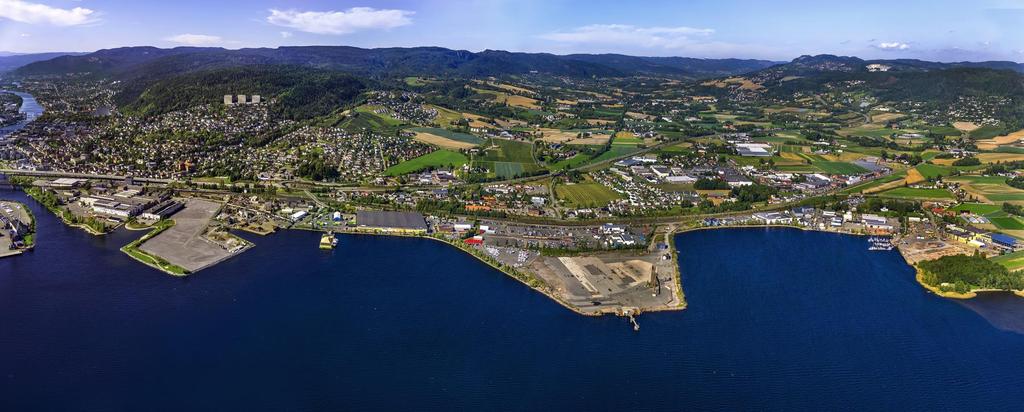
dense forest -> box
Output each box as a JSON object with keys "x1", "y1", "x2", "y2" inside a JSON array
[
  {"x1": 118, "y1": 66, "x2": 368, "y2": 120},
  {"x1": 918, "y1": 253, "x2": 1024, "y2": 293}
]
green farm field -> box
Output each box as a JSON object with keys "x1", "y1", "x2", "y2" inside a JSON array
[
  {"x1": 385, "y1": 150, "x2": 468, "y2": 176},
  {"x1": 556, "y1": 181, "x2": 621, "y2": 208},
  {"x1": 992, "y1": 250, "x2": 1024, "y2": 272},
  {"x1": 876, "y1": 187, "x2": 954, "y2": 200},
  {"x1": 948, "y1": 175, "x2": 1024, "y2": 203},
  {"x1": 949, "y1": 203, "x2": 1002, "y2": 215}
]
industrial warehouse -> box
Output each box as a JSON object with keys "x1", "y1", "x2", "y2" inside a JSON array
[{"x1": 355, "y1": 211, "x2": 429, "y2": 234}]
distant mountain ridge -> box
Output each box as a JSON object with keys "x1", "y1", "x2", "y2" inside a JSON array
[
  {"x1": 764, "y1": 54, "x2": 1024, "y2": 76},
  {"x1": 0, "y1": 52, "x2": 85, "y2": 72},
  {"x1": 12, "y1": 46, "x2": 780, "y2": 80}
]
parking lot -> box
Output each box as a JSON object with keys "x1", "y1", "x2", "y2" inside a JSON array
[{"x1": 138, "y1": 198, "x2": 242, "y2": 272}]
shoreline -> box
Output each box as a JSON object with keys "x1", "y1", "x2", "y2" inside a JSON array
[
  {"x1": 20, "y1": 178, "x2": 1024, "y2": 308},
  {"x1": 292, "y1": 226, "x2": 603, "y2": 317},
  {"x1": 0, "y1": 199, "x2": 36, "y2": 257},
  {"x1": 19, "y1": 187, "x2": 112, "y2": 236},
  {"x1": 292, "y1": 226, "x2": 684, "y2": 317},
  {"x1": 906, "y1": 258, "x2": 1024, "y2": 301},
  {"x1": 682, "y1": 224, "x2": 1024, "y2": 301}
]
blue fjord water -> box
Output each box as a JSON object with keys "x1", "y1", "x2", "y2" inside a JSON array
[{"x1": 3, "y1": 188, "x2": 1024, "y2": 411}]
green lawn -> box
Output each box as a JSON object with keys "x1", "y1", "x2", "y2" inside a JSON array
[
  {"x1": 556, "y1": 182, "x2": 621, "y2": 208},
  {"x1": 950, "y1": 175, "x2": 1010, "y2": 184},
  {"x1": 915, "y1": 163, "x2": 952, "y2": 179},
  {"x1": 492, "y1": 161, "x2": 525, "y2": 178},
  {"x1": 611, "y1": 136, "x2": 644, "y2": 146},
  {"x1": 994, "y1": 146, "x2": 1024, "y2": 154},
  {"x1": 929, "y1": 125, "x2": 963, "y2": 136},
  {"x1": 480, "y1": 138, "x2": 535, "y2": 163},
  {"x1": 877, "y1": 187, "x2": 954, "y2": 200},
  {"x1": 948, "y1": 175, "x2": 1024, "y2": 203},
  {"x1": 475, "y1": 138, "x2": 540, "y2": 178},
  {"x1": 985, "y1": 194, "x2": 1024, "y2": 202},
  {"x1": 776, "y1": 164, "x2": 821, "y2": 172},
  {"x1": 970, "y1": 125, "x2": 1006, "y2": 139},
  {"x1": 813, "y1": 161, "x2": 869, "y2": 174},
  {"x1": 550, "y1": 153, "x2": 592, "y2": 170},
  {"x1": 990, "y1": 216, "x2": 1024, "y2": 230},
  {"x1": 404, "y1": 77, "x2": 428, "y2": 86},
  {"x1": 385, "y1": 150, "x2": 468, "y2": 176},
  {"x1": 992, "y1": 250, "x2": 1024, "y2": 272},
  {"x1": 949, "y1": 203, "x2": 1002, "y2": 215},
  {"x1": 354, "y1": 105, "x2": 404, "y2": 126},
  {"x1": 590, "y1": 146, "x2": 642, "y2": 164}
]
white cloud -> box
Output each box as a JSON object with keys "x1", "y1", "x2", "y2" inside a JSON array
[
  {"x1": 539, "y1": 24, "x2": 715, "y2": 49},
  {"x1": 877, "y1": 41, "x2": 911, "y2": 50},
  {"x1": 0, "y1": 0, "x2": 96, "y2": 26},
  {"x1": 164, "y1": 33, "x2": 223, "y2": 46},
  {"x1": 266, "y1": 7, "x2": 413, "y2": 35},
  {"x1": 280, "y1": 31, "x2": 293, "y2": 39}
]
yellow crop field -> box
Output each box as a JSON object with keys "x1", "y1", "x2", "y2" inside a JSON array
[
  {"x1": 702, "y1": 77, "x2": 764, "y2": 90},
  {"x1": 953, "y1": 121, "x2": 980, "y2": 132},
  {"x1": 905, "y1": 168, "x2": 926, "y2": 185},
  {"x1": 975, "y1": 129, "x2": 1024, "y2": 150},
  {"x1": 870, "y1": 113, "x2": 905, "y2": 123},
  {"x1": 505, "y1": 95, "x2": 541, "y2": 109},
  {"x1": 977, "y1": 152, "x2": 1024, "y2": 163},
  {"x1": 487, "y1": 82, "x2": 535, "y2": 95}
]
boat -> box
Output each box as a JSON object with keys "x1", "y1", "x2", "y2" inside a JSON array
[
  {"x1": 319, "y1": 232, "x2": 338, "y2": 249},
  {"x1": 868, "y1": 236, "x2": 893, "y2": 251}
]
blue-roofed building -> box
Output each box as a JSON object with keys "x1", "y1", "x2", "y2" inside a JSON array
[{"x1": 991, "y1": 233, "x2": 1018, "y2": 250}]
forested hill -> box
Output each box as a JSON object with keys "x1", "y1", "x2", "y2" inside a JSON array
[
  {"x1": 12, "y1": 46, "x2": 779, "y2": 80},
  {"x1": 0, "y1": 52, "x2": 84, "y2": 72},
  {"x1": 119, "y1": 66, "x2": 368, "y2": 120},
  {"x1": 734, "y1": 55, "x2": 1024, "y2": 131},
  {"x1": 755, "y1": 54, "x2": 1024, "y2": 76}
]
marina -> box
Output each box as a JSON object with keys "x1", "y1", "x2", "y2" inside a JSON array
[{"x1": 868, "y1": 236, "x2": 894, "y2": 251}]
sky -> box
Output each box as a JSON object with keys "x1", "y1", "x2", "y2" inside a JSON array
[{"x1": 1, "y1": 0, "x2": 1024, "y2": 62}]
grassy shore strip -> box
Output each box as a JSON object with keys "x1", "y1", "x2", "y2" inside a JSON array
[
  {"x1": 123, "y1": 220, "x2": 155, "y2": 231},
  {"x1": 120, "y1": 220, "x2": 190, "y2": 276},
  {"x1": 21, "y1": 186, "x2": 109, "y2": 236}
]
